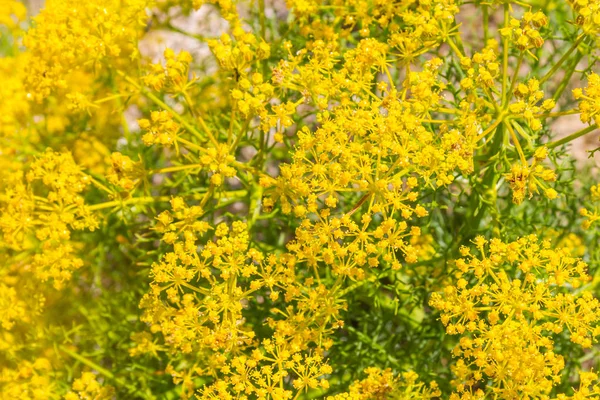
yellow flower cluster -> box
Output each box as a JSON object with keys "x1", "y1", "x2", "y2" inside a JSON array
[
  {"x1": 580, "y1": 184, "x2": 600, "y2": 229},
  {"x1": 499, "y1": 11, "x2": 548, "y2": 53},
  {"x1": 208, "y1": 31, "x2": 270, "y2": 75},
  {"x1": 139, "y1": 200, "x2": 258, "y2": 354},
  {"x1": 23, "y1": 0, "x2": 148, "y2": 102},
  {"x1": 505, "y1": 147, "x2": 558, "y2": 204},
  {"x1": 209, "y1": 31, "x2": 273, "y2": 129},
  {"x1": 555, "y1": 371, "x2": 600, "y2": 399},
  {"x1": 135, "y1": 196, "x2": 348, "y2": 398},
  {"x1": 430, "y1": 235, "x2": 599, "y2": 398},
  {"x1": 0, "y1": 358, "x2": 57, "y2": 399},
  {"x1": 231, "y1": 72, "x2": 275, "y2": 121},
  {"x1": 0, "y1": 54, "x2": 31, "y2": 138},
  {"x1": 201, "y1": 349, "x2": 332, "y2": 400},
  {"x1": 199, "y1": 144, "x2": 237, "y2": 186},
  {"x1": 3, "y1": 0, "x2": 600, "y2": 397},
  {"x1": 106, "y1": 152, "x2": 145, "y2": 193},
  {"x1": 64, "y1": 372, "x2": 114, "y2": 400},
  {"x1": 508, "y1": 78, "x2": 555, "y2": 131},
  {"x1": 327, "y1": 368, "x2": 440, "y2": 400},
  {"x1": 138, "y1": 110, "x2": 180, "y2": 147},
  {"x1": 573, "y1": 72, "x2": 600, "y2": 127},
  {"x1": 143, "y1": 49, "x2": 195, "y2": 93},
  {"x1": 0, "y1": 283, "x2": 27, "y2": 330},
  {"x1": 570, "y1": 0, "x2": 600, "y2": 35},
  {"x1": 0, "y1": 0, "x2": 27, "y2": 31},
  {"x1": 0, "y1": 151, "x2": 98, "y2": 288},
  {"x1": 460, "y1": 41, "x2": 500, "y2": 92},
  {"x1": 263, "y1": 37, "x2": 475, "y2": 276},
  {"x1": 288, "y1": 0, "x2": 459, "y2": 46}
]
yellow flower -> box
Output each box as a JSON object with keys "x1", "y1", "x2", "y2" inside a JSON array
[
  {"x1": 23, "y1": 0, "x2": 149, "y2": 102},
  {"x1": 138, "y1": 110, "x2": 180, "y2": 147},
  {"x1": 431, "y1": 235, "x2": 598, "y2": 397},
  {"x1": 574, "y1": 72, "x2": 600, "y2": 127}
]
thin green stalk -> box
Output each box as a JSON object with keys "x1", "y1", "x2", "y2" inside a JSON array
[
  {"x1": 547, "y1": 124, "x2": 598, "y2": 149},
  {"x1": 88, "y1": 190, "x2": 247, "y2": 211},
  {"x1": 501, "y1": 3, "x2": 510, "y2": 106},
  {"x1": 59, "y1": 346, "x2": 138, "y2": 394},
  {"x1": 258, "y1": 0, "x2": 266, "y2": 40},
  {"x1": 537, "y1": 110, "x2": 579, "y2": 118},
  {"x1": 182, "y1": 90, "x2": 198, "y2": 118},
  {"x1": 118, "y1": 71, "x2": 216, "y2": 145},
  {"x1": 477, "y1": 115, "x2": 505, "y2": 141},
  {"x1": 150, "y1": 164, "x2": 203, "y2": 174},
  {"x1": 258, "y1": 0, "x2": 268, "y2": 77},
  {"x1": 540, "y1": 34, "x2": 584, "y2": 85},
  {"x1": 506, "y1": 53, "x2": 524, "y2": 105},
  {"x1": 447, "y1": 37, "x2": 464, "y2": 59},
  {"x1": 505, "y1": 120, "x2": 527, "y2": 164},
  {"x1": 177, "y1": 137, "x2": 208, "y2": 153},
  {"x1": 88, "y1": 195, "x2": 175, "y2": 211},
  {"x1": 164, "y1": 22, "x2": 206, "y2": 41},
  {"x1": 483, "y1": 5, "x2": 489, "y2": 43},
  {"x1": 552, "y1": 51, "x2": 584, "y2": 103},
  {"x1": 88, "y1": 176, "x2": 114, "y2": 195},
  {"x1": 107, "y1": 71, "x2": 131, "y2": 140}
]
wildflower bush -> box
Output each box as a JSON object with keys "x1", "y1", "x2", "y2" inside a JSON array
[{"x1": 2, "y1": 0, "x2": 600, "y2": 398}]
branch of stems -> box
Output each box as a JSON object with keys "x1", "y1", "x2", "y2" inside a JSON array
[
  {"x1": 477, "y1": 116, "x2": 505, "y2": 141},
  {"x1": 117, "y1": 71, "x2": 218, "y2": 146}
]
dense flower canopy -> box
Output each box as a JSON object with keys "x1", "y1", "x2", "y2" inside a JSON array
[{"x1": 1, "y1": 0, "x2": 600, "y2": 398}]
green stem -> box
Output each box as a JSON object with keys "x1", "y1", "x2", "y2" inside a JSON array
[
  {"x1": 177, "y1": 137, "x2": 207, "y2": 153},
  {"x1": 88, "y1": 196, "x2": 176, "y2": 211},
  {"x1": 118, "y1": 71, "x2": 214, "y2": 144},
  {"x1": 88, "y1": 176, "x2": 114, "y2": 195},
  {"x1": 540, "y1": 34, "x2": 584, "y2": 85},
  {"x1": 59, "y1": 345, "x2": 137, "y2": 393},
  {"x1": 477, "y1": 115, "x2": 505, "y2": 141},
  {"x1": 164, "y1": 22, "x2": 206, "y2": 41},
  {"x1": 483, "y1": 5, "x2": 489, "y2": 43},
  {"x1": 547, "y1": 124, "x2": 598, "y2": 149},
  {"x1": 88, "y1": 190, "x2": 247, "y2": 211},
  {"x1": 552, "y1": 51, "x2": 584, "y2": 104},
  {"x1": 150, "y1": 164, "x2": 203, "y2": 174},
  {"x1": 506, "y1": 53, "x2": 524, "y2": 105},
  {"x1": 258, "y1": 0, "x2": 266, "y2": 40},
  {"x1": 505, "y1": 121, "x2": 527, "y2": 164},
  {"x1": 181, "y1": 90, "x2": 198, "y2": 118},
  {"x1": 446, "y1": 37, "x2": 463, "y2": 59},
  {"x1": 258, "y1": 0, "x2": 268, "y2": 78},
  {"x1": 501, "y1": 3, "x2": 510, "y2": 106},
  {"x1": 537, "y1": 110, "x2": 578, "y2": 118},
  {"x1": 247, "y1": 182, "x2": 264, "y2": 230},
  {"x1": 108, "y1": 71, "x2": 131, "y2": 140}
]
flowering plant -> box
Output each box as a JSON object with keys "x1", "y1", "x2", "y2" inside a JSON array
[{"x1": 1, "y1": 0, "x2": 600, "y2": 398}]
